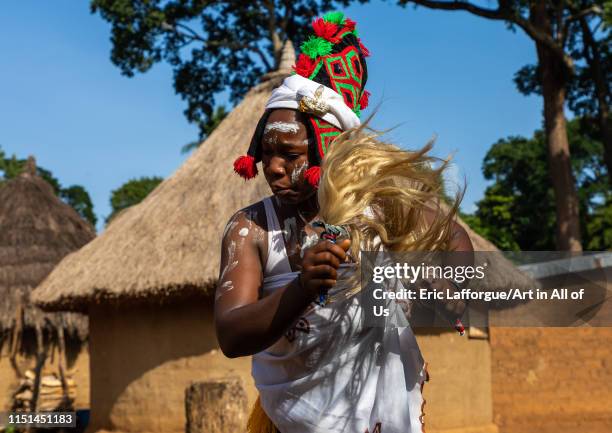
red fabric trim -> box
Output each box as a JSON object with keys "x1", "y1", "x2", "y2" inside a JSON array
[{"x1": 359, "y1": 90, "x2": 371, "y2": 110}]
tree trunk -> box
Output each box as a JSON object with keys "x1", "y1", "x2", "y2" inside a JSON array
[
  {"x1": 597, "y1": 98, "x2": 612, "y2": 186},
  {"x1": 537, "y1": 44, "x2": 583, "y2": 251},
  {"x1": 579, "y1": 17, "x2": 612, "y2": 186},
  {"x1": 530, "y1": 1, "x2": 582, "y2": 251}
]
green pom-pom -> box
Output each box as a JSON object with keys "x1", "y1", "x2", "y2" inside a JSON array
[
  {"x1": 323, "y1": 11, "x2": 345, "y2": 25},
  {"x1": 352, "y1": 28, "x2": 359, "y2": 37},
  {"x1": 301, "y1": 36, "x2": 333, "y2": 59}
]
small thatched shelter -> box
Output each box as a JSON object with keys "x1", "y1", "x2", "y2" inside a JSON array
[
  {"x1": 32, "y1": 43, "x2": 536, "y2": 433},
  {"x1": 0, "y1": 157, "x2": 93, "y2": 413}
]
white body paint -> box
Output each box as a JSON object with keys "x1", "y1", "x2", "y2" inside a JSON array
[
  {"x1": 239, "y1": 228, "x2": 249, "y2": 237},
  {"x1": 264, "y1": 121, "x2": 300, "y2": 135},
  {"x1": 219, "y1": 240, "x2": 238, "y2": 281},
  {"x1": 300, "y1": 233, "x2": 320, "y2": 257},
  {"x1": 216, "y1": 280, "x2": 234, "y2": 300}
]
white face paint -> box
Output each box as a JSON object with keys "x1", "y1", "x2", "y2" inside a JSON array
[
  {"x1": 238, "y1": 228, "x2": 249, "y2": 237},
  {"x1": 290, "y1": 161, "x2": 309, "y2": 185},
  {"x1": 264, "y1": 121, "x2": 300, "y2": 135}
]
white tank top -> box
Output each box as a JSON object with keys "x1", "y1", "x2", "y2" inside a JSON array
[{"x1": 253, "y1": 196, "x2": 428, "y2": 433}]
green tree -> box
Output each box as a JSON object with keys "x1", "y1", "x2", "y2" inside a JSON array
[
  {"x1": 466, "y1": 118, "x2": 610, "y2": 250},
  {"x1": 514, "y1": 0, "x2": 611, "y2": 187},
  {"x1": 181, "y1": 105, "x2": 228, "y2": 154},
  {"x1": 398, "y1": 0, "x2": 608, "y2": 251},
  {"x1": 60, "y1": 185, "x2": 98, "y2": 229},
  {"x1": 0, "y1": 147, "x2": 97, "y2": 227},
  {"x1": 107, "y1": 176, "x2": 164, "y2": 224},
  {"x1": 91, "y1": 0, "x2": 355, "y2": 139}
]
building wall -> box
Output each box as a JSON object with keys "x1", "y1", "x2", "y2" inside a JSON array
[
  {"x1": 88, "y1": 301, "x2": 500, "y2": 433},
  {"x1": 490, "y1": 270, "x2": 612, "y2": 433},
  {"x1": 87, "y1": 280, "x2": 612, "y2": 433},
  {"x1": 416, "y1": 330, "x2": 498, "y2": 433},
  {"x1": 0, "y1": 341, "x2": 89, "y2": 411},
  {"x1": 491, "y1": 327, "x2": 612, "y2": 433},
  {"x1": 0, "y1": 355, "x2": 17, "y2": 411},
  {"x1": 70, "y1": 345, "x2": 91, "y2": 410},
  {"x1": 88, "y1": 301, "x2": 255, "y2": 433}
]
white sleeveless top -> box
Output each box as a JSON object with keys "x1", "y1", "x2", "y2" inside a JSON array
[{"x1": 253, "y1": 196, "x2": 428, "y2": 433}]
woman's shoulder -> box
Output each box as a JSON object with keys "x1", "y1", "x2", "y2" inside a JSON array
[{"x1": 222, "y1": 198, "x2": 269, "y2": 240}]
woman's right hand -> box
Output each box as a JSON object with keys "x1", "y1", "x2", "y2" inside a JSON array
[{"x1": 299, "y1": 238, "x2": 351, "y2": 299}]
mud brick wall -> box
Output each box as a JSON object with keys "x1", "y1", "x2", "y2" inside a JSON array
[{"x1": 490, "y1": 327, "x2": 612, "y2": 433}]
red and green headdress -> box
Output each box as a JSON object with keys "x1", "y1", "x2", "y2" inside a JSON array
[{"x1": 233, "y1": 11, "x2": 371, "y2": 188}]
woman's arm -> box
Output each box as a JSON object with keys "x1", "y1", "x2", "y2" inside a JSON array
[
  {"x1": 214, "y1": 208, "x2": 349, "y2": 358},
  {"x1": 420, "y1": 208, "x2": 474, "y2": 322}
]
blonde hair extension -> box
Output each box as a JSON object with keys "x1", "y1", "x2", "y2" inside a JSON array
[{"x1": 318, "y1": 121, "x2": 465, "y2": 266}]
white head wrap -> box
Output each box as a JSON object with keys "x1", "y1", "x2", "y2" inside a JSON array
[{"x1": 265, "y1": 74, "x2": 361, "y2": 131}]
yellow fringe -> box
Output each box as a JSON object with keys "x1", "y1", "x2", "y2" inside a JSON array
[{"x1": 247, "y1": 396, "x2": 278, "y2": 433}]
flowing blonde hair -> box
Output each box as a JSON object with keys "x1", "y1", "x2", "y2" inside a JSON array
[{"x1": 318, "y1": 121, "x2": 465, "y2": 262}]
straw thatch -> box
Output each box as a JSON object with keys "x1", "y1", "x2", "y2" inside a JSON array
[
  {"x1": 0, "y1": 157, "x2": 93, "y2": 342},
  {"x1": 32, "y1": 41, "x2": 533, "y2": 312}
]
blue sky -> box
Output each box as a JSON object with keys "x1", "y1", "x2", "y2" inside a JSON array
[{"x1": 0, "y1": 1, "x2": 542, "y2": 232}]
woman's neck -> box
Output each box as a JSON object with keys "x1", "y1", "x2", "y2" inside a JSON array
[{"x1": 295, "y1": 192, "x2": 319, "y2": 221}]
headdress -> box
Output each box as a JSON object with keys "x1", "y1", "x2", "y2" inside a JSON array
[{"x1": 233, "y1": 11, "x2": 370, "y2": 188}]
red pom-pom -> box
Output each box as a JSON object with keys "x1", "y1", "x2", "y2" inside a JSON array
[
  {"x1": 312, "y1": 18, "x2": 339, "y2": 42},
  {"x1": 233, "y1": 155, "x2": 258, "y2": 180},
  {"x1": 293, "y1": 53, "x2": 316, "y2": 77},
  {"x1": 358, "y1": 38, "x2": 370, "y2": 57},
  {"x1": 344, "y1": 18, "x2": 356, "y2": 32},
  {"x1": 359, "y1": 90, "x2": 371, "y2": 110},
  {"x1": 304, "y1": 166, "x2": 321, "y2": 188}
]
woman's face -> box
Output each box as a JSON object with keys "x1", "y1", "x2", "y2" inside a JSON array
[{"x1": 262, "y1": 109, "x2": 315, "y2": 204}]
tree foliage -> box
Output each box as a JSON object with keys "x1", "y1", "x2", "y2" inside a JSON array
[
  {"x1": 466, "y1": 118, "x2": 610, "y2": 250},
  {"x1": 513, "y1": 0, "x2": 611, "y2": 183},
  {"x1": 397, "y1": 0, "x2": 608, "y2": 250},
  {"x1": 0, "y1": 147, "x2": 97, "y2": 227},
  {"x1": 107, "y1": 176, "x2": 164, "y2": 224},
  {"x1": 91, "y1": 0, "x2": 354, "y2": 138}
]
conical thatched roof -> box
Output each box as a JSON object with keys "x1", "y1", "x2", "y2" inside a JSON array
[
  {"x1": 0, "y1": 157, "x2": 93, "y2": 340},
  {"x1": 32, "y1": 43, "x2": 534, "y2": 313}
]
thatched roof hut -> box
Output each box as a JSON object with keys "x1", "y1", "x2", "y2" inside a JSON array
[
  {"x1": 32, "y1": 77, "x2": 532, "y2": 312},
  {"x1": 0, "y1": 157, "x2": 92, "y2": 345}
]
